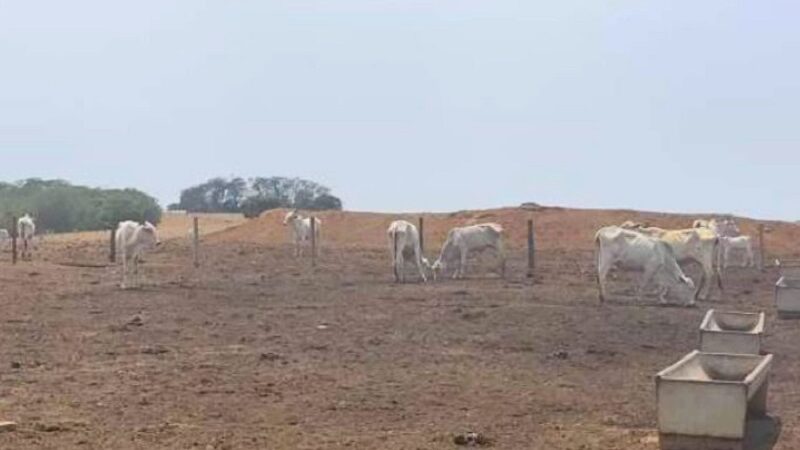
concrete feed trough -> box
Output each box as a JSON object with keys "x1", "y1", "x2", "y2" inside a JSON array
[
  {"x1": 776, "y1": 277, "x2": 800, "y2": 318},
  {"x1": 777, "y1": 260, "x2": 800, "y2": 279},
  {"x1": 700, "y1": 310, "x2": 765, "y2": 355},
  {"x1": 657, "y1": 351, "x2": 773, "y2": 445}
]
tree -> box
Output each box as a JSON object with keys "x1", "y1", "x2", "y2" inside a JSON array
[
  {"x1": 174, "y1": 176, "x2": 343, "y2": 217},
  {"x1": 0, "y1": 179, "x2": 162, "y2": 233}
]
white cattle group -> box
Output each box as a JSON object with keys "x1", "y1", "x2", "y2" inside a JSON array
[
  {"x1": 387, "y1": 220, "x2": 429, "y2": 283},
  {"x1": 116, "y1": 221, "x2": 161, "y2": 289},
  {"x1": 693, "y1": 217, "x2": 755, "y2": 269},
  {"x1": 600, "y1": 216, "x2": 756, "y2": 304},
  {"x1": 283, "y1": 210, "x2": 322, "y2": 257}
]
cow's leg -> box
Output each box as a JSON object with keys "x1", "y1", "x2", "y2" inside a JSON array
[
  {"x1": 596, "y1": 257, "x2": 612, "y2": 304},
  {"x1": 745, "y1": 245, "x2": 755, "y2": 268},
  {"x1": 638, "y1": 265, "x2": 657, "y2": 303},
  {"x1": 397, "y1": 251, "x2": 406, "y2": 283},
  {"x1": 456, "y1": 249, "x2": 468, "y2": 279},
  {"x1": 496, "y1": 241, "x2": 506, "y2": 279},
  {"x1": 414, "y1": 248, "x2": 427, "y2": 283},
  {"x1": 120, "y1": 251, "x2": 128, "y2": 290},
  {"x1": 133, "y1": 255, "x2": 140, "y2": 288}
]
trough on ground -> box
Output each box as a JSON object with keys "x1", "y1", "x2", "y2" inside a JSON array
[
  {"x1": 700, "y1": 310, "x2": 765, "y2": 355},
  {"x1": 775, "y1": 277, "x2": 800, "y2": 319},
  {"x1": 777, "y1": 260, "x2": 800, "y2": 279},
  {"x1": 656, "y1": 351, "x2": 773, "y2": 449}
]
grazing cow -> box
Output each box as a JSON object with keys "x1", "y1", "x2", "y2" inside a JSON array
[
  {"x1": 283, "y1": 210, "x2": 321, "y2": 257},
  {"x1": 621, "y1": 222, "x2": 721, "y2": 301},
  {"x1": 17, "y1": 214, "x2": 36, "y2": 260},
  {"x1": 431, "y1": 223, "x2": 505, "y2": 280},
  {"x1": 595, "y1": 226, "x2": 696, "y2": 305},
  {"x1": 116, "y1": 221, "x2": 161, "y2": 289},
  {"x1": 719, "y1": 235, "x2": 755, "y2": 269},
  {"x1": 387, "y1": 220, "x2": 429, "y2": 283}
]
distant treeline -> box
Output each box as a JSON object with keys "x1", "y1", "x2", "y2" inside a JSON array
[
  {"x1": 0, "y1": 179, "x2": 162, "y2": 233},
  {"x1": 169, "y1": 176, "x2": 343, "y2": 218}
]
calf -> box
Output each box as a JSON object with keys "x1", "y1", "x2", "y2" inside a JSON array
[
  {"x1": 596, "y1": 226, "x2": 696, "y2": 305},
  {"x1": 432, "y1": 223, "x2": 505, "y2": 280},
  {"x1": 283, "y1": 210, "x2": 321, "y2": 257},
  {"x1": 387, "y1": 220, "x2": 429, "y2": 283},
  {"x1": 116, "y1": 221, "x2": 161, "y2": 289}
]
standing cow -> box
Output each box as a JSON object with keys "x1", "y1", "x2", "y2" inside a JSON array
[
  {"x1": 387, "y1": 220, "x2": 429, "y2": 283},
  {"x1": 596, "y1": 226, "x2": 696, "y2": 305},
  {"x1": 116, "y1": 221, "x2": 161, "y2": 289},
  {"x1": 283, "y1": 210, "x2": 322, "y2": 257},
  {"x1": 17, "y1": 214, "x2": 36, "y2": 260},
  {"x1": 431, "y1": 223, "x2": 505, "y2": 280},
  {"x1": 719, "y1": 235, "x2": 756, "y2": 269}
]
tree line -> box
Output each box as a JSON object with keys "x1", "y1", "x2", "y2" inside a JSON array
[
  {"x1": 0, "y1": 179, "x2": 162, "y2": 233},
  {"x1": 169, "y1": 176, "x2": 343, "y2": 218}
]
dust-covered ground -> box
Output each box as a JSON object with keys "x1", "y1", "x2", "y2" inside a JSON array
[{"x1": 0, "y1": 208, "x2": 798, "y2": 449}]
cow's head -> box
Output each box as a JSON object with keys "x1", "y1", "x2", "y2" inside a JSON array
[
  {"x1": 140, "y1": 222, "x2": 161, "y2": 249},
  {"x1": 283, "y1": 210, "x2": 299, "y2": 226},
  {"x1": 670, "y1": 274, "x2": 696, "y2": 305},
  {"x1": 430, "y1": 258, "x2": 446, "y2": 281}
]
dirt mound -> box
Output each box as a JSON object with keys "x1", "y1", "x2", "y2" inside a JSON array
[{"x1": 209, "y1": 207, "x2": 800, "y2": 257}]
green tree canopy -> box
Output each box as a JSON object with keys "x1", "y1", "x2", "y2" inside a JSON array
[
  {"x1": 0, "y1": 179, "x2": 162, "y2": 233},
  {"x1": 172, "y1": 176, "x2": 343, "y2": 218}
]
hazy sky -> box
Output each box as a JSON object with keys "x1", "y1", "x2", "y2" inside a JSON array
[{"x1": 1, "y1": 1, "x2": 798, "y2": 219}]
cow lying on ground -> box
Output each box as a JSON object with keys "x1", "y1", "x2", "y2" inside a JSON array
[
  {"x1": 17, "y1": 214, "x2": 36, "y2": 260},
  {"x1": 283, "y1": 210, "x2": 321, "y2": 257},
  {"x1": 620, "y1": 222, "x2": 721, "y2": 301},
  {"x1": 596, "y1": 226, "x2": 696, "y2": 305},
  {"x1": 116, "y1": 221, "x2": 161, "y2": 289},
  {"x1": 387, "y1": 220, "x2": 429, "y2": 283},
  {"x1": 432, "y1": 223, "x2": 505, "y2": 280}
]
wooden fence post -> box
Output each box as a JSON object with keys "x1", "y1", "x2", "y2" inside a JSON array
[
  {"x1": 109, "y1": 225, "x2": 116, "y2": 263},
  {"x1": 193, "y1": 217, "x2": 200, "y2": 268},
  {"x1": 10, "y1": 216, "x2": 17, "y2": 265},
  {"x1": 527, "y1": 219, "x2": 535, "y2": 278},
  {"x1": 310, "y1": 216, "x2": 317, "y2": 267},
  {"x1": 418, "y1": 217, "x2": 425, "y2": 253},
  {"x1": 758, "y1": 223, "x2": 765, "y2": 271}
]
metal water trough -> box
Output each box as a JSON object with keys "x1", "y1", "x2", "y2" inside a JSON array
[
  {"x1": 657, "y1": 351, "x2": 773, "y2": 448},
  {"x1": 775, "y1": 276, "x2": 800, "y2": 318},
  {"x1": 700, "y1": 310, "x2": 765, "y2": 355}
]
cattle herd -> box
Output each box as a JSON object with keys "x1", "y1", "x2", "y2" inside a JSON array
[{"x1": 3, "y1": 211, "x2": 755, "y2": 305}]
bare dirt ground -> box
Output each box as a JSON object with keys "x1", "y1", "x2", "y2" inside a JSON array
[{"x1": 0, "y1": 207, "x2": 798, "y2": 449}]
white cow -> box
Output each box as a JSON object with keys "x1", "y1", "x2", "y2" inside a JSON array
[
  {"x1": 283, "y1": 210, "x2": 321, "y2": 257},
  {"x1": 621, "y1": 222, "x2": 721, "y2": 301},
  {"x1": 719, "y1": 235, "x2": 755, "y2": 269},
  {"x1": 595, "y1": 226, "x2": 696, "y2": 305},
  {"x1": 17, "y1": 214, "x2": 36, "y2": 260},
  {"x1": 116, "y1": 221, "x2": 161, "y2": 289},
  {"x1": 387, "y1": 220, "x2": 430, "y2": 283},
  {"x1": 431, "y1": 223, "x2": 505, "y2": 280}
]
